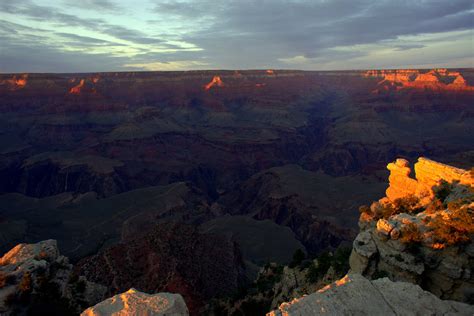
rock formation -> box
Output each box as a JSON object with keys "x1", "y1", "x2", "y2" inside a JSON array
[
  {"x1": 77, "y1": 223, "x2": 247, "y2": 314},
  {"x1": 385, "y1": 157, "x2": 472, "y2": 204},
  {"x1": 0, "y1": 74, "x2": 28, "y2": 90},
  {"x1": 81, "y1": 288, "x2": 189, "y2": 316},
  {"x1": 69, "y1": 77, "x2": 99, "y2": 95},
  {"x1": 267, "y1": 273, "x2": 474, "y2": 316},
  {"x1": 351, "y1": 157, "x2": 473, "y2": 302},
  {"x1": 364, "y1": 69, "x2": 474, "y2": 92},
  {"x1": 70, "y1": 79, "x2": 85, "y2": 94},
  {"x1": 204, "y1": 76, "x2": 224, "y2": 90},
  {"x1": 0, "y1": 240, "x2": 106, "y2": 315}
]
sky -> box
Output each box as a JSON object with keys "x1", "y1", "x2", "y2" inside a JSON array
[{"x1": 0, "y1": 0, "x2": 473, "y2": 73}]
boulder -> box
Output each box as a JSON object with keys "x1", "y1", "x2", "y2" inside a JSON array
[
  {"x1": 81, "y1": 288, "x2": 189, "y2": 316},
  {"x1": 0, "y1": 240, "x2": 106, "y2": 315}
]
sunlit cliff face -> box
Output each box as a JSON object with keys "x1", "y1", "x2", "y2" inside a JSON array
[
  {"x1": 69, "y1": 79, "x2": 85, "y2": 94},
  {"x1": 364, "y1": 69, "x2": 474, "y2": 92},
  {"x1": 266, "y1": 70, "x2": 275, "y2": 75},
  {"x1": 204, "y1": 76, "x2": 224, "y2": 90},
  {"x1": 1, "y1": 74, "x2": 28, "y2": 90}
]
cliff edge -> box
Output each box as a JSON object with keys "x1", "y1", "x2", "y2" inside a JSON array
[
  {"x1": 81, "y1": 288, "x2": 188, "y2": 316},
  {"x1": 351, "y1": 157, "x2": 473, "y2": 302},
  {"x1": 0, "y1": 240, "x2": 106, "y2": 315},
  {"x1": 268, "y1": 273, "x2": 473, "y2": 316}
]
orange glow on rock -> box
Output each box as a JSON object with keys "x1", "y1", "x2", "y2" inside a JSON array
[
  {"x1": 1, "y1": 74, "x2": 28, "y2": 90},
  {"x1": 91, "y1": 76, "x2": 100, "y2": 84},
  {"x1": 266, "y1": 69, "x2": 275, "y2": 75},
  {"x1": 364, "y1": 69, "x2": 474, "y2": 92},
  {"x1": 69, "y1": 79, "x2": 85, "y2": 94},
  {"x1": 204, "y1": 76, "x2": 224, "y2": 90},
  {"x1": 317, "y1": 274, "x2": 352, "y2": 293},
  {"x1": 14, "y1": 74, "x2": 28, "y2": 88}
]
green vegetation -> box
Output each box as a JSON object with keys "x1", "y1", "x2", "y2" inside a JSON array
[
  {"x1": 427, "y1": 205, "x2": 474, "y2": 247},
  {"x1": 289, "y1": 249, "x2": 305, "y2": 268},
  {"x1": 434, "y1": 180, "x2": 452, "y2": 203},
  {"x1": 399, "y1": 222, "x2": 423, "y2": 244},
  {"x1": 306, "y1": 247, "x2": 351, "y2": 283}
]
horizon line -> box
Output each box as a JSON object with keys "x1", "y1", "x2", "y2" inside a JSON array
[{"x1": 2, "y1": 66, "x2": 474, "y2": 75}]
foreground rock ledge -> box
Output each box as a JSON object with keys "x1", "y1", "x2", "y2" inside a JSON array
[
  {"x1": 267, "y1": 273, "x2": 474, "y2": 316},
  {"x1": 81, "y1": 288, "x2": 189, "y2": 316}
]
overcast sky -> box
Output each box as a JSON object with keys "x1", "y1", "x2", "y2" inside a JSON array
[{"x1": 0, "y1": 0, "x2": 473, "y2": 72}]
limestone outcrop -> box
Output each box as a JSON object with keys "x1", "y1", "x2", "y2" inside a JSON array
[
  {"x1": 0, "y1": 240, "x2": 106, "y2": 315},
  {"x1": 81, "y1": 288, "x2": 189, "y2": 316},
  {"x1": 267, "y1": 273, "x2": 474, "y2": 316},
  {"x1": 351, "y1": 157, "x2": 474, "y2": 302}
]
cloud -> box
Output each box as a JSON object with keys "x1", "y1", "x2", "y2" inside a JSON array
[
  {"x1": 55, "y1": 32, "x2": 126, "y2": 46},
  {"x1": 1, "y1": 0, "x2": 473, "y2": 71},
  {"x1": 62, "y1": 0, "x2": 122, "y2": 12},
  {"x1": 0, "y1": 0, "x2": 164, "y2": 45},
  {"x1": 157, "y1": 0, "x2": 473, "y2": 68}
]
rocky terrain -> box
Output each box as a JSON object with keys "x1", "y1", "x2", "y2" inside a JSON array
[
  {"x1": 76, "y1": 223, "x2": 247, "y2": 314},
  {"x1": 268, "y1": 273, "x2": 474, "y2": 316},
  {"x1": 0, "y1": 240, "x2": 106, "y2": 315},
  {"x1": 267, "y1": 157, "x2": 473, "y2": 315},
  {"x1": 351, "y1": 157, "x2": 473, "y2": 302},
  {"x1": 81, "y1": 288, "x2": 189, "y2": 316},
  {"x1": 0, "y1": 69, "x2": 473, "y2": 314}
]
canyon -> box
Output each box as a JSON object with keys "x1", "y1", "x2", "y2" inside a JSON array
[
  {"x1": 0, "y1": 69, "x2": 473, "y2": 314},
  {"x1": 1, "y1": 157, "x2": 472, "y2": 315}
]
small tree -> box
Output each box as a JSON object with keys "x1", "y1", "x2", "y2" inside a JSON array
[
  {"x1": 19, "y1": 272, "x2": 32, "y2": 293},
  {"x1": 289, "y1": 249, "x2": 305, "y2": 268}
]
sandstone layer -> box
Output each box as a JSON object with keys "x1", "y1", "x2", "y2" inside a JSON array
[
  {"x1": 364, "y1": 68, "x2": 474, "y2": 92},
  {"x1": 385, "y1": 157, "x2": 473, "y2": 204}
]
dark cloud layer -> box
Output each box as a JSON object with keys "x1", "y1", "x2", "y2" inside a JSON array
[
  {"x1": 0, "y1": 0, "x2": 472, "y2": 72},
  {"x1": 156, "y1": 0, "x2": 472, "y2": 67}
]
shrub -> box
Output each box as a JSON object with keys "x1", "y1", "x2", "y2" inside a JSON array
[
  {"x1": 373, "y1": 203, "x2": 395, "y2": 220},
  {"x1": 331, "y1": 247, "x2": 351, "y2": 274},
  {"x1": 19, "y1": 272, "x2": 32, "y2": 293},
  {"x1": 399, "y1": 223, "x2": 423, "y2": 244},
  {"x1": 306, "y1": 263, "x2": 320, "y2": 283},
  {"x1": 359, "y1": 205, "x2": 371, "y2": 214},
  {"x1": 306, "y1": 251, "x2": 332, "y2": 283},
  {"x1": 393, "y1": 195, "x2": 423, "y2": 214},
  {"x1": 427, "y1": 207, "x2": 473, "y2": 247},
  {"x1": 289, "y1": 249, "x2": 305, "y2": 268},
  {"x1": 434, "y1": 180, "x2": 452, "y2": 203}
]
